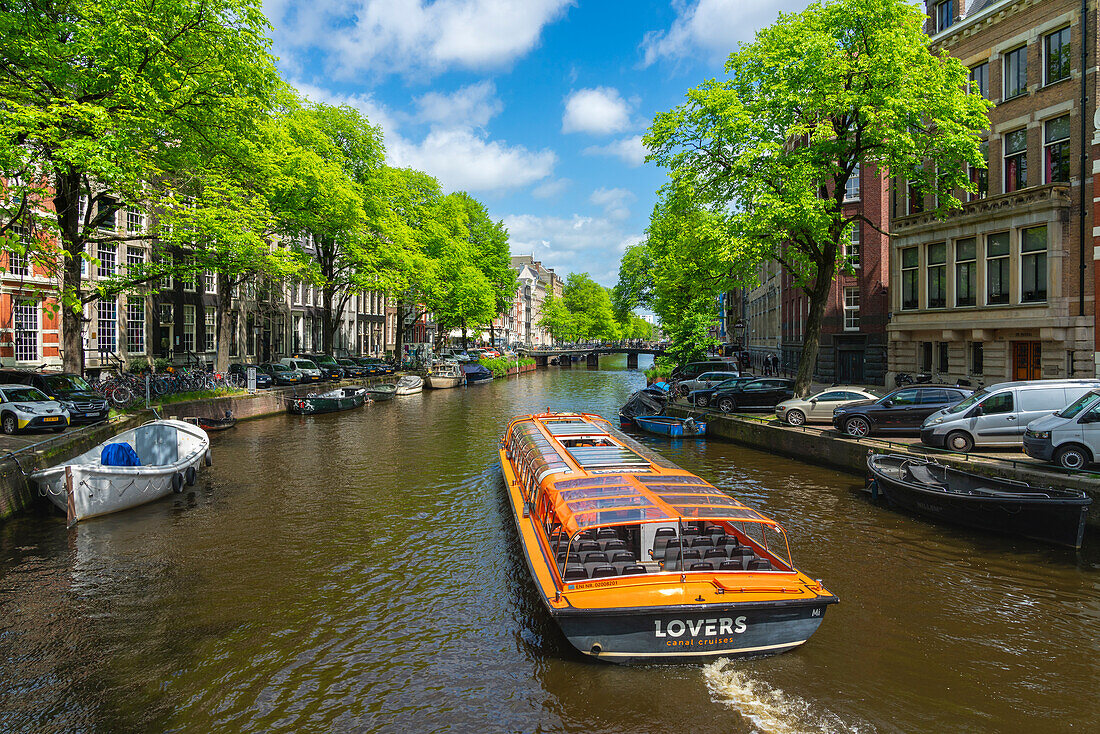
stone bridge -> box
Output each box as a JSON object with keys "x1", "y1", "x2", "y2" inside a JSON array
[{"x1": 518, "y1": 344, "x2": 664, "y2": 369}]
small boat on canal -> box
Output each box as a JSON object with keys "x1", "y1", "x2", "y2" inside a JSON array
[
  {"x1": 427, "y1": 363, "x2": 464, "y2": 389},
  {"x1": 395, "y1": 375, "x2": 424, "y2": 395},
  {"x1": 633, "y1": 415, "x2": 706, "y2": 438},
  {"x1": 499, "y1": 411, "x2": 837, "y2": 664},
  {"x1": 619, "y1": 384, "x2": 669, "y2": 426},
  {"x1": 867, "y1": 453, "x2": 1092, "y2": 548},
  {"x1": 288, "y1": 387, "x2": 367, "y2": 415},
  {"x1": 461, "y1": 363, "x2": 494, "y2": 385},
  {"x1": 33, "y1": 419, "x2": 211, "y2": 525},
  {"x1": 184, "y1": 411, "x2": 236, "y2": 432},
  {"x1": 365, "y1": 383, "x2": 397, "y2": 401}
]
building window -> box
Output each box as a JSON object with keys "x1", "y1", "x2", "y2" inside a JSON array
[
  {"x1": 1004, "y1": 129, "x2": 1027, "y2": 193},
  {"x1": 1004, "y1": 45, "x2": 1028, "y2": 99},
  {"x1": 1021, "y1": 225, "x2": 1047, "y2": 303},
  {"x1": 126, "y1": 208, "x2": 143, "y2": 234},
  {"x1": 125, "y1": 245, "x2": 145, "y2": 273},
  {"x1": 843, "y1": 287, "x2": 859, "y2": 331},
  {"x1": 1044, "y1": 27, "x2": 1071, "y2": 85},
  {"x1": 955, "y1": 237, "x2": 976, "y2": 307},
  {"x1": 97, "y1": 299, "x2": 117, "y2": 353},
  {"x1": 969, "y1": 62, "x2": 989, "y2": 99},
  {"x1": 937, "y1": 342, "x2": 949, "y2": 373},
  {"x1": 97, "y1": 243, "x2": 116, "y2": 278},
  {"x1": 1044, "y1": 115, "x2": 1070, "y2": 183},
  {"x1": 182, "y1": 304, "x2": 195, "y2": 352},
  {"x1": 986, "y1": 232, "x2": 1010, "y2": 304},
  {"x1": 13, "y1": 302, "x2": 38, "y2": 362},
  {"x1": 969, "y1": 141, "x2": 988, "y2": 201},
  {"x1": 97, "y1": 201, "x2": 116, "y2": 232},
  {"x1": 906, "y1": 178, "x2": 923, "y2": 215},
  {"x1": 204, "y1": 271, "x2": 216, "y2": 293},
  {"x1": 845, "y1": 224, "x2": 861, "y2": 269},
  {"x1": 921, "y1": 342, "x2": 933, "y2": 372},
  {"x1": 127, "y1": 301, "x2": 145, "y2": 354},
  {"x1": 901, "y1": 246, "x2": 919, "y2": 309},
  {"x1": 935, "y1": 0, "x2": 953, "y2": 32},
  {"x1": 7, "y1": 226, "x2": 31, "y2": 277},
  {"x1": 844, "y1": 163, "x2": 860, "y2": 201},
  {"x1": 970, "y1": 341, "x2": 983, "y2": 375},
  {"x1": 927, "y1": 243, "x2": 946, "y2": 308},
  {"x1": 205, "y1": 306, "x2": 216, "y2": 352}
]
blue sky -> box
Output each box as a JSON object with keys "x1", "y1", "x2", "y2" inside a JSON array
[{"x1": 263, "y1": 1, "x2": 808, "y2": 286}]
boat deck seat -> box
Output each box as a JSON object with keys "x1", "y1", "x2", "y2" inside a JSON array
[
  {"x1": 610, "y1": 551, "x2": 636, "y2": 574},
  {"x1": 620, "y1": 564, "x2": 646, "y2": 575},
  {"x1": 575, "y1": 540, "x2": 601, "y2": 554},
  {"x1": 590, "y1": 565, "x2": 617, "y2": 579},
  {"x1": 747, "y1": 558, "x2": 773, "y2": 571},
  {"x1": 664, "y1": 548, "x2": 701, "y2": 572},
  {"x1": 562, "y1": 564, "x2": 588, "y2": 581},
  {"x1": 714, "y1": 535, "x2": 740, "y2": 549},
  {"x1": 690, "y1": 536, "x2": 714, "y2": 548},
  {"x1": 719, "y1": 559, "x2": 745, "y2": 571},
  {"x1": 556, "y1": 551, "x2": 581, "y2": 568},
  {"x1": 595, "y1": 528, "x2": 619, "y2": 541},
  {"x1": 907, "y1": 464, "x2": 947, "y2": 487},
  {"x1": 703, "y1": 548, "x2": 727, "y2": 562},
  {"x1": 601, "y1": 539, "x2": 627, "y2": 553},
  {"x1": 655, "y1": 538, "x2": 683, "y2": 562},
  {"x1": 689, "y1": 562, "x2": 714, "y2": 571},
  {"x1": 583, "y1": 552, "x2": 610, "y2": 576},
  {"x1": 705, "y1": 525, "x2": 726, "y2": 536}
]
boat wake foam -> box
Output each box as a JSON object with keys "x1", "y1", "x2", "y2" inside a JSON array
[{"x1": 703, "y1": 659, "x2": 864, "y2": 734}]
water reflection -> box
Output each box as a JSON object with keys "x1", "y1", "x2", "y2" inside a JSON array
[{"x1": 0, "y1": 355, "x2": 1096, "y2": 733}]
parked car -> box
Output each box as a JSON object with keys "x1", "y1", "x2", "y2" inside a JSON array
[
  {"x1": 687, "y1": 375, "x2": 757, "y2": 407},
  {"x1": 259, "y1": 362, "x2": 302, "y2": 386},
  {"x1": 336, "y1": 358, "x2": 369, "y2": 378},
  {"x1": 280, "y1": 357, "x2": 323, "y2": 383},
  {"x1": 775, "y1": 387, "x2": 880, "y2": 426},
  {"x1": 0, "y1": 369, "x2": 109, "y2": 425},
  {"x1": 1023, "y1": 388, "x2": 1100, "y2": 469},
  {"x1": 832, "y1": 385, "x2": 972, "y2": 437},
  {"x1": 356, "y1": 357, "x2": 394, "y2": 375},
  {"x1": 670, "y1": 359, "x2": 739, "y2": 382},
  {"x1": 0, "y1": 383, "x2": 70, "y2": 434},
  {"x1": 674, "y1": 370, "x2": 743, "y2": 397},
  {"x1": 713, "y1": 378, "x2": 795, "y2": 413},
  {"x1": 921, "y1": 379, "x2": 1100, "y2": 452},
  {"x1": 303, "y1": 354, "x2": 344, "y2": 381},
  {"x1": 227, "y1": 363, "x2": 273, "y2": 389}
]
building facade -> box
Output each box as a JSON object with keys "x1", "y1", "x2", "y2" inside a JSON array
[{"x1": 888, "y1": 0, "x2": 1095, "y2": 384}]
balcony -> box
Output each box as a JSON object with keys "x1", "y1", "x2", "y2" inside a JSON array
[{"x1": 892, "y1": 183, "x2": 1072, "y2": 232}]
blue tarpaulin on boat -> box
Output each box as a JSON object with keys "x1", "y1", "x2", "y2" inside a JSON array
[
  {"x1": 461, "y1": 364, "x2": 493, "y2": 377},
  {"x1": 101, "y1": 442, "x2": 142, "y2": 467}
]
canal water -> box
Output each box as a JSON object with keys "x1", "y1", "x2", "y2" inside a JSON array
[{"x1": 1, "y1": 357, "x2": 1097, "y2": 733}]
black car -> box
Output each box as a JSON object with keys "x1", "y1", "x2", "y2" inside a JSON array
[
  {"x1": 688, "y1": 375, "x2": 757, "y2": 407},
  {"x1": 227, "y1": 363, "x2": 273, "y2": 389},
  {"x1": 355, "y1": 357, "x2": 394, "y2": 375},
  {"x1": 258, "y1": 362, "x2": 302, "y2": 386},
  {"x1": 831, "y1": 385, "x2": 972, "y2": 437},
  {"x1": 669, "y1": 359, "x2": 740, "y2": 381},
  {"x1": 0, "y1": 369, "x2": 110, "y2": 425},
  {"x1": 712, "y1": 378, "x2": 795, "y2": 413},
  {"x1": 303, "y1": 354, "x2": 345, "y2": 381},
  {"x1": 336, "y1": 358, "x2": 368, "y2": 378}
]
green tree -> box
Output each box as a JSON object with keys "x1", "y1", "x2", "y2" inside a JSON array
[
  {"x1": 537, "y1": 293, "x2": 575, "y2": 343},
  {"x1": 453, "y1": 193, "x2": 515, "y2": 348},
  {"x1": 0, "y1": 0, "x2": 279, "y2": 373},
  {"x1": 645, "y1": 0, "x2": 990, "y2": 394}
]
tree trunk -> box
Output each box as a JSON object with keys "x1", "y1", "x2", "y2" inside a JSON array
[
  {"x1": 792, "y1": 245, "x2": 839, "y2": 398},
  {"x1": 461, "y1": 321, "x2": 468, "y2": 350},
  {"x1": 394, "y1": 301, "x2": 406, "y2": 361},
  {"x1": 215, "y1": 272, "x2": 234, "y2": 372},
  {"x1": 54, "y1": 167, "x2": 84, "y2": 375},
  {"x1": 322, "y1": 286, "x2": 334, "y2": 354}
]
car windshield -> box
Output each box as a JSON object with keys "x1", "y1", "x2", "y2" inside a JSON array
[
  {"x1": 944, "y1": 388, "x2": 990, "y2": 414},
  {"x1": 1056, "y1": 391, "x2": 1100, "y2": 418},
  {"x1": 312, "y1": 356, "x2": 336, "y2": 365},
  {"x1": 296, "y1": 360, "x2": 318, "y2": 370},
  {"x1": 269, "y1": 364, "x2": 290, "y2": 372},
  {"x1": 4, "y1": 386, "x2": 48, "y2": 402},
  {"x1": 43, "y1": 374, "x2": 92, "y2": 392}
]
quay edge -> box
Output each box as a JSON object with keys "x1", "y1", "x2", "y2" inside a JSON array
[{"x1": 666, "y1": 405, "x2": 1100, "y2": 531}]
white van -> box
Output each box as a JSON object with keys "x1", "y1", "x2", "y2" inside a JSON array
[
  {"x1": 920, "y1": 379, "x2": 1100, "y2": 452},
  {"x1": 280, "y1": 357, "x2": 322, "y2": 382},
  {"x1": 1024, "y1": 389, "x2": 1100, "y2": 469}
]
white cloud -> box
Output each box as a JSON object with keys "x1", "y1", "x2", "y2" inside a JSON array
[
  {"x1": 562, "y1": 87, "x2": 633, "y2": 135},
  {"x1": 414, "y1": 81, "x2": 502, "y2": 128},
  {"x1": 641, "y1": 0, "x2": 805, "y2": 66},
  {"x1": 504, "y1": 212, "x2": 642, "y2": 285},
  {"x1": 532, "y1": 178, "x2": 571, "y2": 199},
  {"x1": 589, "y1": 187, "x2": 635, "y2": 220},
  {"x1": 292, "y1": 80, "x2": 402, "y2": 146},
  {"x1": 267, "y1": 0, "x2": 573, "y2": 79},
  {"x1": 390, "y1": 128, "x2": 556, "y2": 193},
  {"x1": 582, "y1": 135, "x2": 648, "y2": 167}
]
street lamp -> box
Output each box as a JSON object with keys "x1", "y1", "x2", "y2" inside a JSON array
[{"x1": 733, "y1": 319, "x2": 746, "y2": 348}]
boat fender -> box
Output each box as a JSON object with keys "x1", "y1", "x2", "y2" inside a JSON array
[
  {"x1": 868, "y1": 479, "x2": 879, "y2": 500},
  {"x1": 172, "y1": 472, "x2": 184, "y2": 493},
  {"x1": 204, "y1": 449, "x2": 213, "y2": 467},
  {"x1": 185, "y1": 466, "x2": 197, "y2": 486}
]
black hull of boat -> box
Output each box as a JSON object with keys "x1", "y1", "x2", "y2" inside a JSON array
[
  {"x1": 869, "y1": 465, "x2": 1089, "y2": 548},
  {"x1": 554, "y1": 601, "x2": 832, "y2": 665},
  {"x1": 365, "y1": 390, "x2": 395, "y2": 401},
  {"x1": 197, "y1": 417, "x2": 236, "y2": 432},
  {"x1": 465, "y1": 375, "x2": 494, "y2": 384},
  {"x1": 287, "y1": 395, "x2": 365, "y2": 414}
]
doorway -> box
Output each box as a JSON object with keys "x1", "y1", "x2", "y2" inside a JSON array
[
  {"x1": 1011, "y1": 341, "x2": 1041, "y2": 380},
  {"x1": 837, "y1": 349, "x2": 864, "y2": 384}
]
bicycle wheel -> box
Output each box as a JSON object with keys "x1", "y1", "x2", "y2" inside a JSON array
[{"x1": 108, "y1": 385, "x2": 134, "y2": 408}]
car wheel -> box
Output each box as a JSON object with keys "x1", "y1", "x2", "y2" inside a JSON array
[
  {"x1": 678, "y1": 384, "x2": 691, "y2": 397},
  {"x1": 1054, "y1": 444, "x2": 1091, "y2": 470},
  {"x1": 1, "y1": 413, "x2": 17, "y2": 434},
  {"x1": 696, "y1": 395, "x2": 709, "y2": 408},
  {"x1": 945, "y1": 431, "x2": 974, "y2": 453},
  {"x1": 717, "y1": 397, "x2": 735, "y2": 413},
  {"x1": 785, "y1": 409, "x2": 805, "y2": 426},
  {"x1": 844, "y1": 416, "x2": 871, "y2": 438}
]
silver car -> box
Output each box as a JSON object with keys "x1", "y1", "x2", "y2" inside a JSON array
[
  {"x1": 675, "y1": 370, "x2": 743, "y2": 396},
  {"x1": 0, "y1": 384, "x2": 71, "y2": 434},
  {"x1": 775, "y1": 387, "x2": 879, "y2": 426}
]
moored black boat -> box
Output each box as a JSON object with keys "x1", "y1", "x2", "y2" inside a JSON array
[
  {"x1": 867, "y1": 453, "x2": 1091, "y2": 548},
  {"x1": 618, "y1": 384, "x2": 669, "y2": 426},
  {"x1": 461, "y1": 363, "x2": 494, "y2": 384}
]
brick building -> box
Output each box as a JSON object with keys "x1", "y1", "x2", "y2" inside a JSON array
[{"x1": 888, "y1": 0, "x2": 1095, "y2": 383}]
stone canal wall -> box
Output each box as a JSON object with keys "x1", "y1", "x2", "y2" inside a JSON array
[{"x1": 666, "y1": 405, "x2": 1100, "y2": 529}]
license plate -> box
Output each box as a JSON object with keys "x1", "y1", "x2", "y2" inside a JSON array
[
  {"x1": 85, "y1": 412, "x2": 99, "y2": 417},
  {"x1": 43, "y1": 417, "x2": 59, "y2": 422}
]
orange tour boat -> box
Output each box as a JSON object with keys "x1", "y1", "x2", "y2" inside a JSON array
[{"x1": 499, "y1": 411, "x2": 837, "y2": 664}]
